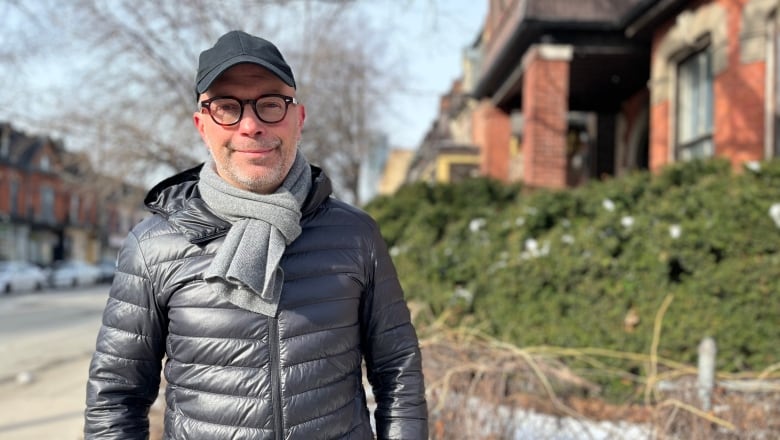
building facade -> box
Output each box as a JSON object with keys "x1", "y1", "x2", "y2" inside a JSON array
[
  {"x1": 415, "y1": 0, "x2": 779, "y2": 190},
  {"x1": 406, "y1": 78, "x2": 482, "y2": 184},
  {"x1": 0, "y1": 123, "x2": 145, "y2": 266},
  {"x1": 637, "y1": 0, "x2": 779, "y2": 171}
]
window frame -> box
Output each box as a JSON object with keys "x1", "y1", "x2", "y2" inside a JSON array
[
  {"x1": 40, "y1": 185, "x2": 55, "y2": 223},
  {"x1": 9, "y1": 179, "x2": 19, "y2": 216},
  {"x1": 674, "y1": 43, "x2": 715, "y2": 161}
]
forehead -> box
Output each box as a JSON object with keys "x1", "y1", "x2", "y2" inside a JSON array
[{"x1": 208, "y1": 63, "x2": 289, "y2": 94}]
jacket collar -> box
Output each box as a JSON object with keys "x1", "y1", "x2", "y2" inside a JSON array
[{"x1": 144, "y1": 162, "x2": 333, "y2": 244}]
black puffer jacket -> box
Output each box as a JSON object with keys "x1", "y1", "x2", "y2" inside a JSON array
[{"x1": 84, "y1": 165, "x2": 428, "y2": 439}]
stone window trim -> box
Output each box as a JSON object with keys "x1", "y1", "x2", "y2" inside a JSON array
[
  {"x1": 651, "y1": 0, "x2": 778, "y2": 106},
  {"x1": 741, "y1": 0, "x2": 779, "y2": 64},
  {"x1": 764, "y1": 7, "x2": 779, "y2": 159},
  {"x1": 650, "y1": 2, "x2": 726, "y2": 106},
  {"x1": 649, "y1": 2, "x2": 726, "y2": 165}
]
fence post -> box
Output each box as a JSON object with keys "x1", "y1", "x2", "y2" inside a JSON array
[{"x1": 698, "y1": 337, "x2": 716, "y2": 411}]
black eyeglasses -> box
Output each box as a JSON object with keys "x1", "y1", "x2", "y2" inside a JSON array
[{"x1": 199, "y1": 94, "x2": 298, "y2": 126}]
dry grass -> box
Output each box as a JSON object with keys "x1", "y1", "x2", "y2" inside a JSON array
[
  {"x1": 411, "y1": 301, "x2": 780, "y2": 440},
  {"x1": 146, "y1": 300, "x2": 780, "y2": 439}
]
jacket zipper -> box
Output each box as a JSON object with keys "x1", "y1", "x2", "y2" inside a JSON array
[{"x1": 269, "y1": 316, "x2": 283, "y2": 440}]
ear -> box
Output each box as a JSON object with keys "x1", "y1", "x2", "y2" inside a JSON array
[
  {"x1": 297, "y1": 104, "x2": 306, "y2": 131},
  {"x1": 193, "y1": 110, "x2": 208, "y2": 141}
]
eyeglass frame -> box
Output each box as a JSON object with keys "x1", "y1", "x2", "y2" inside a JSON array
[{"x1": 199, "y1": 94, "x2": 298, "y2": 126}]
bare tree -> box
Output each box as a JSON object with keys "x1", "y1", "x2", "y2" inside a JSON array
[
  {"x1": 293, "y1": 4, "x2": 399, "y2": 204},
  {"x1": 0, "y1": 0, "x2": 397, "y2": 203},
  {"x1": 57, "y1": 0, "x2": 295, "y2": 174}
]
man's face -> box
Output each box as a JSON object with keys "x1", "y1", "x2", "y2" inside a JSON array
[{"x1": 193, "y1": 63, "x2": 305, "y2": 194}]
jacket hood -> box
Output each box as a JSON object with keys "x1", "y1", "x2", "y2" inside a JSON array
[{"x1": 143, "y1": 162, "x2": 333, "y2": 244}]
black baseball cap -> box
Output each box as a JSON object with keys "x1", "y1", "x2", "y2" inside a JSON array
[{"x1": 195, "y1": 30, "x2": 296, "y2": 98}]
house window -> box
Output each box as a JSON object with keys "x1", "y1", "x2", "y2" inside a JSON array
[
  {"x1": 39, "y1": 155, "x2": 51, "y2": 172},
  {"x1": 9, "y1": 180, "x2": 19, "y2": 215},
  {"x1": 69, "y1": 194, "x2": 80, "y2": 223},
  {"x1": 41, "y1": 186, "x2": 55, "y2": 223},
  {"x1": 676, "y1": 48, "x2": 714, "y2": 161}
]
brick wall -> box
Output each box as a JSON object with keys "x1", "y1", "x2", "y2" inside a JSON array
[
  {"x1": 0, "y1": 167, "x2": 21, "y2": 214},
  {"x1": 23, "y1": 173, "x2": 63, "y2": 222},
  {"x1": 650, "y1": 101, "x2": 671, "y2": 172},
  {"x1": 649, "y1": 0, "x2": 770, "y2": 171},
  {"x1": 522, "y1": 46, "x2": 570, "y2": 189},
  {"x1": 714, "y1": 55, "x2": 765, "y2": 167},
  {"x1": 473, "y1": 100, "x2": 511, "y2": 180}
]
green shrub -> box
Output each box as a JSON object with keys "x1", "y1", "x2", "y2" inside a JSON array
[{"x1": 366, "y1": 158, "x2": 780, "y2": 400}]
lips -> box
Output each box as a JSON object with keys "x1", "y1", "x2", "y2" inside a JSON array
[
  {"x1": 233, "y1": 147, "x2": 275, "y2": 154},
  {"x1": 228, "y1": 139, "x2": 281, "y2": 153}
]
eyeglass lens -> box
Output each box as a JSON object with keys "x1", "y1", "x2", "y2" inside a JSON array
[{"x1": 207, "y1": 96, "x2": 289, "y2": 125}]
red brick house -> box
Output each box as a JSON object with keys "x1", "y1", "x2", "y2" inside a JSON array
[
  {"x1": 468, "y1": 0, "x2": 779, "y2": 189},
  {"x1": 637, "y1": 0, "x2": 778, "y2": 171},
  {"x1": 0, "y1": 123, "x2": 144, "y2": 265},
  {"x1": 0, "y1": 123, "x2": 70, "y2": 263}
]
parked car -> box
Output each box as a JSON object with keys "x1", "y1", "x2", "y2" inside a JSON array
[
  {"x1": 96, "y1": 258, "x2": 116, "y2": 283},
  {"x1": 0, "y1": 261, "x2": 48, "y2": 294},
  {"x1": 48, "y1": 260, "x2": 101, "y2": 288}
]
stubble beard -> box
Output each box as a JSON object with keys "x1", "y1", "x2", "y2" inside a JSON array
[{"x1": 217, "y1": 137, "x2": 292, "y2": 193}]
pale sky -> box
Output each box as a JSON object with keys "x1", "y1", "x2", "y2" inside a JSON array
[
  {"x1": 364, "y1": 1, "x2": 488, "y2": 149},
  {"x1": 3, "y1": 0, "x2": 488, "y2": 152}
]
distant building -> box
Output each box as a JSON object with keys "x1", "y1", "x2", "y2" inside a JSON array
[
  {"x1": 406, "y1": 78, "x2": 481, "y2": 184},
  {"x1": 411, "y1": 0, "x2": 780, "y2": 190},
  {"x1": 378, "y1": 149, "x2": 414, "y2": 196},
  {"x1": 0, "y1": 122, "x2": 145, "y2": 265},
  {"x1": 471, "y1": 0, "x2": 651, "y2": 188}
]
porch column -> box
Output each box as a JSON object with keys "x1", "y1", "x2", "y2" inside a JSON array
[
  {"x1": 473, "y1": 99, "x2": 511, "y2": 181},
  {"x1": 522, "y1": 44, "x2": 572, "y2": 189}
]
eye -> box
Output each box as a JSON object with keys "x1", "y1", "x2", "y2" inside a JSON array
[
  {"x1": 212, "y1": 100, "x2": 241, "y2": 115},
  {"x1": 257, "y1": 99, "x2": 284, "y2": 111}
]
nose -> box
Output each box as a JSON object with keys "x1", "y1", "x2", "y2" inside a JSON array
[{"x1": 237, "y1": 103, "x2": 266, "y2": 135}]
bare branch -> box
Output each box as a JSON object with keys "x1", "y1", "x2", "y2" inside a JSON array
[{"x1": 0, "y1": 0, "x2": 399, "y2": 203}]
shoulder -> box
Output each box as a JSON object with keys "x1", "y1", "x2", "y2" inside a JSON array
[
  {"x1": 303, "y1": 166, "x2": 380, "y2": 234},
  {"x1": 122, "y1": 212, "x2": 205, "y2": 268},
  {"x1": 311, "y1": 197, "x2": 380, "y2": 234},
  {"x1": 131, "y1": 213, "x2": 184, "y2": 243},
  {"x1": 129, "y1": 208, "x2": 209, "y2": 252}
]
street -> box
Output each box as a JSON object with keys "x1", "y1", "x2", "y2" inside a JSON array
[
  {"x1": 0, "y1": 285, "x2": 658, "y2": 440},
  {"x1": 0, "y1": 285, "x2": 109, "y2": 440}
]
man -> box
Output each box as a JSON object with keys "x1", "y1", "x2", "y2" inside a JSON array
[{"x1": 84, "y1": 30, "x2": 428, "y2": 439}]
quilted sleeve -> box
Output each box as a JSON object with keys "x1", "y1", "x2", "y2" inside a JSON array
[
  {"x1": 84, "y1": 227, "x2": 167, "y2": 440},
  {"x1": 361, "y1": 221, "x2": 428, "y2": 440}
]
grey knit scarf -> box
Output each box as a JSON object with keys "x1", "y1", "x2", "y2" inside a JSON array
[{"x1": 198, "y1": 152, "x2": 312, "y2": 316}]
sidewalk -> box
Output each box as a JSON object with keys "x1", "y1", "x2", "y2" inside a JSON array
[{"x1": 0, "y1": 353, "x2": 91, "y2": 440}]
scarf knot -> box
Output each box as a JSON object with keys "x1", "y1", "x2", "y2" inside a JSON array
[{"x1": 198, "y1": 152, "x2": 312, "y2": 316}]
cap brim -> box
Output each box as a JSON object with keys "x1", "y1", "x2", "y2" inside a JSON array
[{"x1": 196, "y1": 55, "x2": 296, "y2": 94}]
